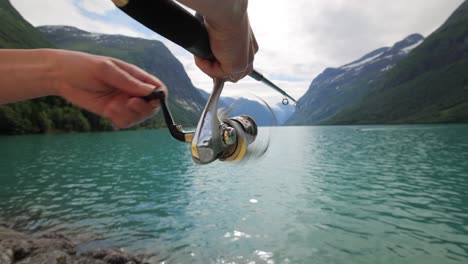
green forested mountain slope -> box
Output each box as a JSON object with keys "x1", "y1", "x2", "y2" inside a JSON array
[
  {"x1": 0, "y1": 0, "x2": 52, "y2": 48},
  {"x1": 327, "y1": 0, "x2": 468, "y2": 124},
  {"x1": 286, "y1": 34, "x2": 424, "y2": 125}
]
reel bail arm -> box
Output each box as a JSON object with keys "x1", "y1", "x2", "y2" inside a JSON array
[{"x1": 190, "y1": 78, "x2": 226, "y2": 164}]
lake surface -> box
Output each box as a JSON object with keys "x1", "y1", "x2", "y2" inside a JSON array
[{"x1": 1, "y1": 125, "x2": 468, "y2": 263}]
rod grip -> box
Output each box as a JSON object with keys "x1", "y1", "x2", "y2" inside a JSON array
[{"x1": 115, "y1": 0, "x2": 212, "y2": 59}]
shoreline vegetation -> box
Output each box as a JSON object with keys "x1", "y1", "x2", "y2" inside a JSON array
[
  {"x1": 0, "y1": 96, "x2": 168, "y2": 135},
  {"x1": 0, "y1": 222, "x2": 161, "y2": 264}
]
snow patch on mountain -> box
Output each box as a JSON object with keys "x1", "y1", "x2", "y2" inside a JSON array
[
  {"x1": 381, "y1": 65, "x2": 394, "y2": 72},
  {"x1": 341, "y1": 51, "x2": 385, "y2": 70},
  {"x1": 400, "y1": 39, "x2": 424, "y2": 54}
]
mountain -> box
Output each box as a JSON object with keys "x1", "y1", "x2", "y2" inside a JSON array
[
  {"x1": 272, "y1": 103, "x2": 295, "y2": 125},
  {"x1": 287, "y1": 34, "x2": 424, "y2": 125},
  {"x1": 289, "y1": 0, "x2": 468, "y2": 125},
  {"x1": 219, "y1": 97, "x2": 277, "y2": 126},
  {"x1": 0, "y1": 0, "x2": 52, "y2": 48},
  {"x1": 327, "y1": 0, "x2": 468, "y2": 124},
  {"x1": 38, "y1": 25, "x2": 205, "y2": 126},
  {"x1": 198, "y1": 88, "x2": 285, "y2": 126},
  {"x1": 197, "y1": 88, "x2": 210, "y2": 101}
]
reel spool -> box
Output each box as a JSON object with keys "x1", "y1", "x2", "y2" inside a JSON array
[
  {"x1": 219, "y1": 115, "x2": 256, "y2": 162},
  {"x1": 218, "y1": 93, "x2": 277, "y2": 164}
]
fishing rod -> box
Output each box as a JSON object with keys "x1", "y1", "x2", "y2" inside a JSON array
[
  {"x1": 112, "y1": 0, "x2": 297, "y2": 164},
  {"x1": 112, "y1": 0, "x2": 298, "y2": 105}
]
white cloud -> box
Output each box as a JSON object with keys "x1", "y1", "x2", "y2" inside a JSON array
[
  {"x1": 77, "y1": 0, "x2": 115, "y2": 15},
  {"x1": 10, "y1": 0, "x2": 146, "y2": 38},
  {"x1": 247, "y1": 0, "x2": 464, "y2": 81}
]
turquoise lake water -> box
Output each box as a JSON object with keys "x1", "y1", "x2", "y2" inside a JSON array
[{"x1": 1, "y1": 125, "x2": 467, "y2": 263}]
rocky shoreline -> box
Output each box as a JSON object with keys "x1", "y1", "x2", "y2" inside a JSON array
[{"x1": 0, "y1": 223, "x2": 160, "y2": 264}]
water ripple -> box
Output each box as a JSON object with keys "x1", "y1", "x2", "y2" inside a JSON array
[{"x1": 1, "y1": 126, "x2": 468, "y2": 263}]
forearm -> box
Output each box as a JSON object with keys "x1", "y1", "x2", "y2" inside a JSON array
[{"x1": 0, "y1": 49, "x2": 58, "y2": 104}]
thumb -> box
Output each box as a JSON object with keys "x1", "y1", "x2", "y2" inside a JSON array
[{"x1": 194, "y1": 57, "x2": 228, "y2": 79}]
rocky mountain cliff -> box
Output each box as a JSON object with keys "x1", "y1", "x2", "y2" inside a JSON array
[
  {"x1": 328, "y1": 0, "x2": 468, "y2": 124},
  {"x1": 287, "y1": 34, "x2": 424, "y2": 125}
]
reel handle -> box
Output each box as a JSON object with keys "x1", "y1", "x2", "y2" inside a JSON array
[{"x1": 142, "y1": 90, "x2": 193, "y2": 143}]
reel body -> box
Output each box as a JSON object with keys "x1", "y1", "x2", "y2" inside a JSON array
[{"x1": 143, "y1": 78, "x2": 259, "y2": 165}]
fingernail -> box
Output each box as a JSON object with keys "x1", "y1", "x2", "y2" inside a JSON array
[
  {"x1": 143, "y1": 83, "x2": 157, "y2": 91},
  {"x1": 150, "y1": 100, "x2": 160, "y2": 108}
]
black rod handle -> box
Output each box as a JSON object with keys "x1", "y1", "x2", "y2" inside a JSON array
[{"x1": 114, "y1": 0, "x2": 212, "y2": 59}]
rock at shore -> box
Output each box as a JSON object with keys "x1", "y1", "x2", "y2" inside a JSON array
[{"x1": 0, "y1": 226, "x2": 160, "y2": 264}]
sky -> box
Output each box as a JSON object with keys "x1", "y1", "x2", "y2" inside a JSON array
[{"x1": 10, "y1": 0, "x2": 465, "y2": 107}]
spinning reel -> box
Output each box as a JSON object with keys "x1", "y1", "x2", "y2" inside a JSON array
[
  {"x1": 144, "y1": 79, "x2": 260, "y2": 165},
  {"x1": 114, "y1": 0, "x2": 299, "y2": 164}
]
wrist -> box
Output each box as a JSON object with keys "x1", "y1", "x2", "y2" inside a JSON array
[
  {"x1": 37, "y1": 49, "x2": 62, "y2": 97},
  {"x1": 18, "y1": 49, "x2": 62, "y2": 97}
]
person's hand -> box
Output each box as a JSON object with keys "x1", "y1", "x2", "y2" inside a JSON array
[
  {"x1": 178, "y1": 0, "x2": 259, "y2": 82},
  {"x1": 51, "y1": 50, "x2": 165, "y2": 128},
  {"x1": 198, "y1": 14, "x2": 258, "y2": 82}
]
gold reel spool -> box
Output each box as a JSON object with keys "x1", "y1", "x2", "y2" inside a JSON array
[{"x1": 217, "y1": 93, "x2": 277, "y2": 164}]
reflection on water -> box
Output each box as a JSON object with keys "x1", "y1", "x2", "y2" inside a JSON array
[{"x1": 1, "y1": 125, "x2": 468, "y2": 263}]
